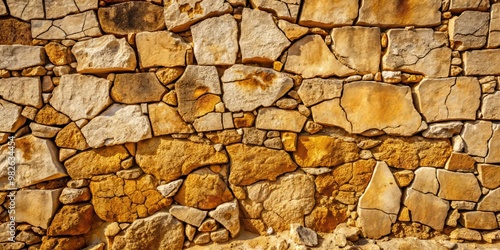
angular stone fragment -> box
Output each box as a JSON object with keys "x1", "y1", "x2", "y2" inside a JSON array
[
  {"x1": 193, "y1": 113, "x2": 223, "y2": 132},
  {"x1": 437, "y1": 170, "x2": 481, "y2": 202},
  {"x1": 0, "y1": 45, "x2": 45, "y2": 70},
  {"x1": 227, "y1": 143, "x2": 297, "y2": 185},
  {"x1": 45, "y1": 42, "x2": 73, "y2": 66},
  {"x1": 450, "y1": 0, "x2": 490, "y2": 12},
  {"x1": 297, "y1": 78, "x2": 342, "y2": 107},
  {"x1": 450, "y1": 228, "x2": 482, "y2": 241},
  {"x1": 191, "y1": 14, "x2": 238, "y2": 65},
  {"x1": 157, "y1": 180, "x2": 183, "y2": 198},
  {"x1": 47, "y1": 204, "x2": 94, "y2": 236},
  {"x1": 98, "y1": 1, "x2": 165, "y2": 35},
  {"x1": 482, "y1": 91, "x2": 500, "y2": 120},
  {"x1": 64, "y1": 145, "x2": 129, "y2": 179},
  {"x1": 169, "y1": 205, "x2": 207, "y2": 227},
  {"x1": 111, "y1": 73, "x2": 166, "y2": 104},
  {"x1": 0, "y1": 100, "x2": 24, "y2": 133},
  {"x1": 449, "y1": 11, "x2": 489, "y2": 51},
  {"x1": 250, "y1": 0, "x2": 300, "y2": 22},
  {"x1": 135, "y1": 31, "x2": 191, "y2": 68},
  {"x1": 293, "y1": 135, "x2": 359, "y2": 168},
  {"x1": 461, "y1": 120, "x2": 492, "y2": 157},
  {"x1": 255, "y1": 108, "x2": 306, "y2": 132},
  {"x1": 299, "y1": 0, "x2": 357, "y2": 28},
  {"x1": 148, "y1": 102, "x2": 193, "y2": 136},
  {"x1": 35, "y1": 105, "x2": 71, "y2": 126},
  {"x1": 411, "y1": 167, "x2": 439, "y2": 194},
  {"x1": 414, "y1": 77, "x2": 480, "y2": 122},
  {"x1": 163, "y1": 0, "x2": 231, "y2": 32},
  {"x1": 209, "y1": 200, "x2": 240, "y2": 237},
  {"x1": 16, "y1": 189, "x2": 62, "y2": 229},
  {"x1": 463, "y1": 49, "x2": 500, "y2": 75},
  {"x1": 277, "y1": 20, "x2": 308, "y2": 41},
  {"x1": 136, "y1": 137, "x2": 228, "y2": 183},
  {"x1": 460, "y1": 211, "x2": 498, "y2": 230},
  {"x1": 55, "y1": 123, "x2": 89, "y2": 150},
  {"x1": 383, "y1": 29, "x2": 451, "y2": 77},
  {"x1": 0, "y1": 18, "x2": 32, "y2": 45},
  {"x1": 290, "y1": 224, "x2": 318, "y2": 247},
  {"x1": 422, "y1": 121, "x2": 463, "y2": 138},
  {"x1": 6, "y1": 0, "x2": 44, "y2": 21},
  {"x1": 478, "y1": 164, "x2": 500, "y2": 189},
  {"x1": 488, "y1": 4, "x2": 500, "y2": 48},
  {"x1": 30, "y1": 123, "x2": 61, "y2": 138},
  {"x1": 0, "y1": 135, "x2": 67, "y2": 189},
  {"x1": 50, "y1": 74, "x2": 112, "y2": 121},
  {"x1": 284, "y1": 35, "x2": 355, "y2": 78},
  {"x1": 445, "y1": 152, "x2": 476, "y2": 172},
  {"x1": 357, "y1": 0, "x2": 441, "y2": 27},
  {"x1": 486, "y1": 124, "x2": 500, "y2": 163},
  {"x1": 404, "y1": 189, "x2": 449, "y2": 230},
  {"x1": 81, "y1": 104, "x2": 152, "y2": 148},
  {"x1": 59, "y1": 188, "x2": 91, "y2": 204},
  {"x1": 478, "y1": 188, "x2": 500, "y2": 212},
  {"x1": 240, "y1": 8, "x2": 290, "y2": 63},
  {"x1": 72, "y1": 35, "x2": 135, "y2": 73},
  {"x1": 31, "y1": 11, "x2": 102, "y2": 40}
]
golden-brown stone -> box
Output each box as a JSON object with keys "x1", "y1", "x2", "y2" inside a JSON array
[
  {"x1": 55, "y1": 122, "x2": 89, "y2": 151},
  {"x1": 44, "y1": 42, "x2": 73, "y2": 66},
  {"x1": 47, "y1": 204, "x2": 94, "y2": 236},
  {"x1": 35, "y1": 105, "x2": 71, "y2": 126},
  {"x1": 445, "y1": 152, "x2": 476, "y2": 172},
  {"x1": 293, "y1": 135, "x2": 360, "y2": 168},
  {"x1": 64, "y1": 145, "x2": 129, "y2": 179}
]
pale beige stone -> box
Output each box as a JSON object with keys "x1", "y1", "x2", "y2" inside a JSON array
[
  {"x1": 463, "y1": 49, "x2": 500, "y2": 75},
  {"x1": 482, "y1": 91, "x2": 500, "y2": 120},
  {"x1": 478, "y1": 188, "x2": 500, "y2": 212},
  {"x1": 16, "y1": 189, "x2": 62, "y2": 229},
  {"x1": 449, "y1": 11, "x2": 489, "y2": 50},
  {"x1": 169, "y1": 205, "x2": 207, "y2": 227},
  {"x1": 30, "y1": 123, "x2": 61, "y2": 138},
  {"x1": 193, "y1": 112, "x2": 223, "y2": 132},
  {"x1": 163, "y1": 0, "x2": 231, "y2": 32},
  {"x1": 461, "y1": 120, "x2": 492, "y2": 157},
  {"x1": 299, "y1": 0, "x2": 358, "y2": 28},
  {"x1": 0, "y1": 45, "x2": 45, "y2": 70},
  {"x1": 255, "y1": 108, "x2": 306, "y2": 133},
  {"x1": 422, "y1": 121, "x2": 464, "y2": 138},
  {"x1": 277, "y1": 20, "x2": 308, "y2": 41},
  {"x1": 293, "y1": 135, "x2": 359, "y2": 168},
  {"x1": 357, "y1": 0, "x2": 441, "y2": 27},
  {"x1": 311, "y1": 99, "x2": 352, "y2": 131},
  {"x1": 297, "y1": 78, "x2": 342, "y2": 107},
  {"x1": 450, "y1": 228, "x2": 482, "y2": 241},
  {"x1": 0, "y1": 77, "x2": 42, "y2": 108},
  {"x1": 44, "y1": 0, "x2": 79, "y2": 19},
  {"x1": 6, "y1": 0, "x2": 44, "y2": 21},
  {"x1": 486, "y1": 124, "x2": 500, "y2": 163},
  {"x1": 149, "y1": 102, "x2": 193, "y2": 136},
  {"x1": 437, "y1": 170, "x2": 482, "y2": 202},
  {"x1": 157, "y1": 180, "x2": 183, "y2": 198},
  {"x1": 31, "y1": 11, "x2": 102, "y2": 40},
  {"x1": 59, "y1": 187, "x2": 91, "y2": 204},
  {"x1": 111, "y1": 73, "x2": 166, "y2": 104},
  {"x1": 250, "y1": 0, "x2": 300, "y2": 21},
  {"x1": 460, "y1": 211, "x2": 498, "y2": 230},
  {"x1": 478, "y1": 164, "x2": 500, "y2": 189},
  {"x1": 136, "y1": 31, "x2": 191, "y2": 68},
  {"x1": 450, "y1": 0, "x2": 490, "y2": 12},
  {"x1": 411, "y1": 167, "x2": 439, "y2": 194},
  {"x1": 488, "y1": 4, "x2": 500, "y2": 48},
  {"x1": 209, "y1": 200, "x2": 240, "y2": 237},
  {"x1": 404, "y1": 188, "x2": 449, "y2": 230},
  {"x1": 0, "y1": 1, "x2": 6, "y2": 16}
]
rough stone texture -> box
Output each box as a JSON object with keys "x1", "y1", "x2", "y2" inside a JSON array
[
  {"x1": 0, "y1": 18, "x2": 32, "y2": 45},
  {"x1": 477, "y1": 188, "x2": 500, "y2": 212},
  {"x1": 136, "y1": 31, "x2": 191, "y2": 68},
  {"x1": 163, "y1": 0, "x2": 231, "y2": 32},
  {"x1": 297, "y1": 78, "x2": 342, "y2": 107},
  {"x1": 463, "y1": 49, "x2": 500, "y2": 75},
  {"x1": 31, "y1": 11, "x2": 102, "y2": 40},
  {"x1": 357, "y1": 0, "x2": 441, "y2": 27},
  {"x1": 59, "y1": 188, "x2": 91, "y2": 204},
  {"x1": 414, "y1": 77, "x2": 481, "y2": 122},
  {"x1": 111, "y1": 73, "x2": 166, "y2": 104},
  {"x1": 449, "y1": 11, "x2": 489, "y2": 51},
  {"x1": 290, "y1": 224, "x2": 318, "y2": 247},
  {"x1": 486, "y1": 124, "x2": 500, "y2": 163},
  {"x1": 422, "y1": 122, "x2": 464, "y2": 138},
  {"x1": 209, "y1": 200, "x2": 240, "y2": 237},
  {"x1": 44, "y1": 0, "x2": 97, "y2": 19},
  {"x1": 191, "y1": 14, "x2": 238, "y2": 65},
  {"x1": 55, "y1": 122, "x2": 89, "y2": 150},
  {"x1": 278, "y1": 20, "x2": 308, "y2": 41},
  {"x1": 47, "y1": 204, "x2": 94, "y2": 236},
  {"x1": 255, "y1": 108, "x2": 306, "y2": 132},
  {"x1": 461, "y1": 121, "x2": 492, "y2": 157},
  {"x1": 148, "y1": 102, "x2": 193, "y2": 136},
  {"x1": 64, "y1": 145, "x2": 129, "y2": 179},
  {"x1": 169, "y1": 205, "x2": 207, "y2": 227},
  {"x1": 227, "y1": 143, "x2": 297, "y2": 186},
  {"x1": 293, "y1": 135, "x2": 359, "y2": 168},
  {"x1": 478, "y1": 164, "x2": 500, "y2": 189},
  {"x1": 411, "y1": 167, "x2": 439, "y2": 194},
  {"x1": 98, "y1": 1, "x2": 165, "y2": 35},
  {"x1": 299, "y1": 0, "x2": 358, "y2": 28},
  {"x1": 482, "y1": 91, "x2": 500, "y2": 120},
  {"x1": 489, "y1": 4, "x2": 500, "y2": 48},
  {"x1": 404, "y1": 188, "x2": 449, "y2": 230},
  {"x1": 250, "y1": 0, "x2": 300, "y2": 22},
  {"x1": 383, "y1": 29, "x2": 451, "y2": 77},
  {"x1": 0, "y1": 77, "x2": 41, "y2": 108},
  {"x1": 437, "y1": 170, "x2": 482, "y2": 202},
  {"x1": 450, "y1": 228, "x2": 482, "y2": 241},
  {"x1": 136, "y1": 137, "x2": 228, "y2": 183},
  {"x1": 0, "y1": 100, "x2": 25, "y2": 133},
  {"x1": 81, "y1": 104, "x2": 152, "y2": 148},
  {"x1": 460, "y1": 211, "x2": 498, "y2": 230},
  {"x1": 445, "y1": 152, "x2": 476, "y2": 172},
  {"x1": 45, "y1": 42, "x2": 73, "y2": 66},
  {"x1": 35, "y1": 105, "x2": 71, "y2": 126},
  {"x1": 6, "y1": 0, "x2": 44, "y2": 21},
  {"x1": 450, "y1": 0, "x2": 490, "y2": 12},
  {"x1": 16, "y1": 189, "x2": 62, "y2": 229},
  {"x1": 0, "y1": 45, "x2": 45, "y2": 70}
]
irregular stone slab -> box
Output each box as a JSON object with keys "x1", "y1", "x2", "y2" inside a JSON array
[
  {"x1": 111, "y1": 212, "x2": 184, "y2": 250},
  {"x1": 35, "y1": 105, "x2": 71, "y2": 126},
  {"x1": 330, "y1": 26, "x2": 381, "y2": 74},
  {"x1": 488, "y1": 4, "x2": 500, "y2": 48},
  {"x1": 450, "y1": 0, "x2": 490, "y2": 12},
  {"x1": 6, "y1": 0, "x2": 44, "y2": 21},
  {"x1": 299, "y1": 0, "x2": 357, "y2": 28},
  {"x1": 209, "y1": 200, "x2": 240, "y2": 237},
  {"x1": 459, "y1": 211, "x2": 498, "y2": 230},
  {"x1": 148, "y1": 102, "x2": 193, "y2": 136},
  {"x1": 463, "y1": 49, "x2": 500, "y2": 75},
  {"x1": 411, "y1": 167, "x2": 439, "y2": 194},
  {"x1": 311, "y1": 98, "x2": 352, "y2": 131},
  {"x1": 136, "y1": 31, "x2": 191, "y2": 68},
  {"x1": 81, "y1": 104, "x2": 152, "y2": 148},
  {"x1": 169, "y1": 205, "x2": 207, "y2": 227},
  {"x1": 383, "y1": 29, "x2": 451, "y2": 77},
  {"x1": 0, "y1": 45, "x2": 45, "y2": 70},
  {"x1": 486, "y1": 124, "x2": 500, "y2": 163},
  {"x1": 450, "y1": 228, "x2": 482, "y2": 241},
  {"x1": 414, "y1": 77, "x2": 480, "y2": 122},
  {"x1": 445, "y1": 152, "x2": 476, "y2": 172},
  {"x1": 449, "y1": 11, "x2": 489, "y2": 50},
  {"x1": 98, "y1": 1, "x2": 165, "y2": 35},
  {"x1": 31, "y1": 11, "x2": 102, "y2": 40},
  {"x1": 297, "y1": 78, "x2": 343, "y2": 107},
  {"x1": 157, "y1": 179, "x2": 183, "y2": 198},
  {"x1": 45, "y1": 42, "x2": 73, "y2": 66},
  {"x1": 0, "y1": 18, "x2": 32, "y2": 45},
  {"x1": 176, "y1": 66, "x2": 221, "y2": 122},
  {"x1": 71, "y1": 35, "x2": 136, "y2": 73},
  {"x1": 278, "y1": 20, "x2": 308, "y2": 41},
  {"x1": 222, "y1": 65, "x2": 293, "y2": 112},
  {"x1": 136, "y1": 137, "x2": 228, "y2": 183},
  {"x1": 64, "y1": 145, "x2": 129, "y2": 179},
  {"x1": 227, "y1": 143, "x2": 297, "y2": 185},
  {"x1": 0, "y1": 77, "x2": 41, "y2": 108},
  {"x1": 250, "y1": 0, "x2": 300, "y2": 22},
  {"x1": 284, "y1": 35, "x2": 355, "y2": 78},
  {"x1": 50, "y1": 74, "x2": 112, "y2": 121},
  {"x1": 293, "y1": 135, "x2": 359, "y2": 168},
  {"x1": 255, "y1": 108, "x2": 306, "y2": 132},
  {"x1": 240, "y1": 8, "x2": 290, "y2": 63},
  {"x1": 47, "y1": 204, "x2": 94, "y2": 236},
  {"x1": 16, "y1": 189, "x2": 62, "y2": 229},
  {"x1": 191, "y1": 14, "x2": 238, "y2": 65},
  {"x1": 437, "y1": 170, "x2": 481, "y2": 202},
  {"x1": 422, "y1": 121, "x2": 463, "y2": 138},
  {"x1": 44, "y1": 0, "x2": 97, "y2": 19},
  {"x1": 404, "y1": 188, "x2": 449, "y2": 230},
  {"x1": 59, "y1": 187, "x2": 91, "y2": 204},
  {"x1": 30, "y1": 123, "x2": 61, "y2": 138},
  {"x1": 111, "y1": 73, "x2": 166, "y2": 104},
  {"x1": 163, "y1": 0, "x2": 231, "y2": 32},
  {"x1": 357, "y1": 0, "x2": 441, "y2": 27},
  {"x1": 482, "y1": 91, "x2": 500, "y2": 120},
  {"x1": 478, "y1": 164, "x2": 500, "y2": 189},
  {"x1": 461, "y1": 120, "x2": 492, "y2": 157},
  {"x1": 193, "y1": 112, "x2": 223, "y2": 132},
  {"x1": 478, "y1": 188, "x2": 500, "y2": 212}
]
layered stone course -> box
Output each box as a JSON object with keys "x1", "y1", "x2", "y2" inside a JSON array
[{"x1": 1, "y1": 0, "x2": 500, "y2": 249}]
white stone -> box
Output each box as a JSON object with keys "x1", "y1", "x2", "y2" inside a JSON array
[
  {"x1": 157, "y1": 179, "x2": 183, "y2": 198},
  {"x1": 422, "y1": 122, "x2": 464, "y2": 138},
  {"x1": 0, "y1": 45, "x2": 45, "y2": 70},
  {"x1": 31, "y1": 11, "x2": 102, "y2": 40},
  {"x1": 299, "y1": 0, "x2": 358, "y2": 28}
]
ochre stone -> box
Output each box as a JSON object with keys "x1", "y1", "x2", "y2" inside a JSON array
[
  {"x1": 293, "y1": 135, "x2": 359, "y2": 168},
  {"x1": 64, "y1": 145, "x2": 129, "y2": 179}
]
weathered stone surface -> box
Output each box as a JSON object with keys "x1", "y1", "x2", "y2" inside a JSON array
[
  {"x1": 293, "y1": 135, "x2": 359, "y2": 168},
  {"x1": 0, "y1": 45, "x2": 45, "y2": 70},
  {"x1": 193, "y1": 113, "x2": 223, "y2": 132},
  {"x1": 136, "y1": 31, "x2": 191, "y2": 68},
  {"x1": 174, "y1": 169, "x2": 234, "y2": 210},
  {"x1": 45, "y1": 42, "x2": 73, "y2": 66},
  {"x1": 111, "y1": 73, "x2": 166, "y2": 104},
  {"x1": 372, "y1": 136, "x2": 452, "y2": 170},
  {"x1": 486, "y1": 124, "x2": 500, "y2": 163},
  {"x1": 284, "y1": 35, "x2": 355, "y2": 78},
  {"x1": 297, "y1": 78, "x2": 342, "y2": 107},
  {"x1": 163, "y1": 0, "x2": 231, "y2": 32},
  {"x1": 478, "y1": 188, "x2": 500, "y2": 212},
  {"x1": 445, "y1": 152, "x2": 476, "y2": 172},
  {"x1": 247, "y1": 172, "x2": 315, "y2": 231},
  {"x1": 0, "y1": 77, "x2": 41, "y2": 108},
  {"x1": 47, "y1": 204, "x2": 94, "y2": 236},
  {"x1": 98, "y1": 1, "x2": 164, "y2": 35},
  {"x1": 222, "y1": 65, "x2": 294, "y2": 112},
  {"x1": 35, "y1": 105, "x2": 71, "y2": 126},
  {"x1": 136, "y1": 137, "x2": 228, "y2": 183},
  {"x1": 148, "y1": 102, "x2": 193, "y2": 136},
  {"x1": 55, "y1": 122, "x2": 90, "y2": 151},
  {"x1": 50, "y1": 74, "x2": 112, "y2": 121},
  {"x1": 59, "y1": 188, "x2": 91, "y2": 204},
  {"x1": 209, "y1": 200, "x2": 240, "y2": 237},
  {"x1": 422, "y1": 122, "x2": 464, "y2": 138},
  {"x1": 156, "y1": 67, "x2": 184, "y2": 85},
  {"x1": 30, "y1": 123, "x2": 61, "y2": 138},
  {"x1": 0, "y1": 1, "x2": 6, "y2": 16},
  {"x1": 478, "y1": 164, "x2": 500, "y2": 189},
  {"x1": 330, "y1": 26, "x2": 380, "y2": 74},
  {"x1": 383, "y1": 29, "x2": 451, "y2": 77},
  {"x1": 482, "y1": 91, "x2": 500, "y2": 120},
  {"x1": 240, "y1": 8, "x2": 290, "y2": 63},
  {"x1": 0, "y1": 100, "x2": 25, "y2": 133},
  {"x1": 461, "y1": 120, "x2": 492, "y2": 157},
  {"x1": 250, "y1": 0, "x2": 300, "y2": 22},
  {"x1": 449, "y1": 11, "x2": 489, "y2": 51},
  {"x1": 450, "y1": 228, "x2": 482, "y2": 241},
  {"x1": 16, "y1": 189, "x2": 62, "y2": 229},
  {"x1": 277, "y1": 20, "x2": 308, "y2": 41},
  {"x1": 111, "y1": 212, "x2": 184, "y2": 250},
  {"x1": 6, "y1": 0, "x2": 44, "y2": 21},
  {"x1": 255, "y1": 108, "x2": 306, "y2": 132},
  {"x1": 81, "y1": 104, "x2": 152, "y2": 148},
  {"x1": 0, "y1": 18, "x2": 32, "y2": 45},
  {"x1": 31, "y1": 11, "x2": 102, "y2": 40},
  {"x1": 405, "y1": 188, "x2": 449, "y2": 230},
  {"x1": 415, "y1": 77, "x2": 480, "y2": 122},
  {"x1": 299, "y1": 0, "x2": 357, "y2": 28},
  {"x1": 357, "y1": 0, "x2": 441, "y2": 27},
  {"x1": 450, "y1": 0, "x2": 490, "y2": 12},
  {"x1": 489, "y1": 4, "x2": 500, "y2": 48},
  {"x1": 39, "y1": 236, "x2": 86, "y2": 250},
  {"x1": 411, "y1": 167, "x2": 439, "y2": 194},
  {"x1": 169, "y1": 205, "x2": 207, "y2": 227},
  {"x1": 460, "y1": 211, "x2": 498, "y2": 230},
  {"x1": 44, "y1": 0, "x2": 96, "y2": 19},
  {"x1": 463, "y1": 49, "x2": 500, "y2": 75},
  {"x1": 211, "y1": 228, "x2": 230, "y2": 243},
  {"x1": 64, "y1": 145, "x2": 129, "y2": 179},
  {"x1": 437, "y1": 170, "x2": 482, "y2": 202},
  {"x1": 290, "y1": 224, "x2": 318, "y2": 247},
  {"x1": 71, "y1": 35, "x2": 136, "y2": 73},
  {"x1": 227, "y1": 143, "x2": 297, "y2": 185},
  {"x1": 191, "y1": 14, "x2": 238, "y2": 65}
]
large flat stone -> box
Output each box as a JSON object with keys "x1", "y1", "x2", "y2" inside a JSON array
[
  {"x1": 255, "y1": 108, "x2": 307, "y2": 133},
  {"x1": 98, "y1": 1, "x2": 165, "y2": 35},
  {"x1": 297, "y1": 78, "x2": 342, "y2": 107},
  {"x1": 299, "y1": 0, "x2": 358, "y2": 28},
  {"x1": 461, "y1": 120, "x2": 492, "y2": 157},
  {"x1": 450, "y1": 0, "x2": 490, "y2": 12},
  {"x1": 136, "y1": 31, "x2": 191, "y2": 68},
  {"x1": 0, "y1": 45, "x2": 45, "y2": 70},
  {"x1": 404, "y1": 188, "x2": 449, "y2": 230},
  {"x1": 250, "y1": 0, "x2": 300, "y2": 22},
  {"x1": 437, "y1": 170, "x2": 482, "y2": 202},
  {"x1": 16, "y1": 189, "x2": 62, "y2": 229},
  {"x1": 0, "y1": 77, "x2": 42, "y2": 108},
  {"x1": 478, "y1": 164, "x2": 500, "y2": 189},
  {"x1": 111, "y1": 73, "x2": 166, "y2": 104},
  {"x1": 459, "y1": 211, "x2": 498, "y2": 230},
  {"x1": 163, "y1": 0, "x2": 231, "y2": 32},
  {"x1": 488, "y1": 3, "x2": 500, "y2": 48},
  {"x1": 449, "y1": 11, "x2": 489, "y2": 51},
  {"x1": 357, "y1": 0, "x2": 441, "y2": 27},
  {"x1": 64, "y1": 145, "x2": 129, "y2": 179},
  {"x1": 31, "y1": 11, "x2": 101, "y2": 40},
  {"x1": 482, "y1": 91, "x2": 500, "y2": 120},
  {"x1": 6, "y1": 0, "x2": 44, "y2": 21},
  {"x1": 478, "y1": 188, "x2": 500, "y2": 212},
  {"x1": 293, "y1": 135, "x2": 359, "y2": 168},
  {"x1": 463, "y1": 49, "x2": 500, "y2": 75}
]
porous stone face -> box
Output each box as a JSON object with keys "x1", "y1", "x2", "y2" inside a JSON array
[
  {"x1": 191, "y1": 14, "x2": 238, "y2": 65},
  {"x1": 71, "y1": 35, "x2": 136, "y2": 73},
  {"x1": 55, "y1": 123, "x2": 89, "y2": 150},
  {"x1": 299, "y1": 0, "x2": 358, "y2": 28},
  {"x1": 357, "y1": 0, "x2": 441, "y2": 27},
  {"x1": 136, "y1": 31, "x2": 191, "y2": 68},
  {"x1": 437, "y1": 170, "x2": 482, "y2": 202},
  {"x1": 0, "y1": 77, "x2": 42, "y2": 108},
  {"x1": 31, "y1": 11, "x2": 102, "y2": 40},
  {"x1": 64, "y1": 145, "x2": 129, "y2": 179},
  {"x1": 35, "y1": 105, "x2": 71, "y2": 126},
  {"x1": 255, "y1": 108, "x2": 307, "y2": 132},
  {"x1": 478, "y1": 164, "x2": 500, "y2": 189},
  {"x1": 0, "y1": 18, "x2": 32, "y2": 45},
  {"x1": 488, "y1": 4, "x2": 500, "y2": 48},
  {"x1": 449, "y1": 11, "x2": 489, "y2": 51},
  {"x1": 414, "y1": 77, "x2": 481, "y2": 122},
  {"x1": 293, "y1": 135, "x2": 359, "y2": 168},
  {"x1": 6, "y1": 0, "x2": 44, "y2": 21},
  {"x1": 15, "y1": 189, "x2": 62, "y2": 229},
  {"x1": 463, "y1": 49, "x2": 500, "y2": 75},
  {"x1": 227, "y1": 143, "x2": 297, "y2": 186},
  {"x1": 47, "y1": 204, "x2": 94, "y2": 236},
  {"x1": 482, "y1": 92, "x2": 500, "y2": 120},
  {"x1": 383, "y1": 29, "x2": 451, "y2": 77},
  {"x1": 221, "y1": 65, "x2": 293, "y2": 112},
  {"x1": 239, "y1": 8, "x2": 290, "y2": 63},
  {"x1": 450, "y1": 0, "x2": 490, "y2": 12},
  {"x1": 111, "y1": 73, "x2": 166, "y2": 104},
  {"x1": 404, "y1": 188, "x2": 449, "y2": 230},
  {"x1": 136, "y1": 137, "x2": 228, "y2": 183},
  {"x1": 297, "y1": 78, "x2": 342, "y2": 107},
  {"x1": 0, "y1": 45, "x2": 45, "y2": 70},
  {"x1": 163, "y1": 0, "x2": 232, "y2": 32},
  {"x1": 98, "y1": 1, "x2": 165, "y2": 35},
  {"x1": 148, "y1": 102, "x2": 194, "y2": 136},
  {"x1": 45, "y1": 42, "x2": 73, "y2": 66}
]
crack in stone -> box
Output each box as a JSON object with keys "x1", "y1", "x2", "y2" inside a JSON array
[
  {"x1": 397, "y1": 45, "x2": 446, "y2": 68},
  {"x1": 443, "y1": 77, "x2": 457, "y2": 119}
]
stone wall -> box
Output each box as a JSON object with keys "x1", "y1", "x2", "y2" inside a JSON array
[{"x1": 0, "y1": 0, "x2": 499, "y2": 249}]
